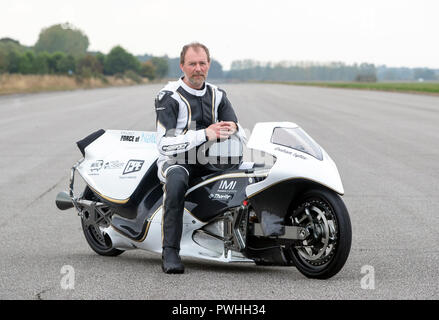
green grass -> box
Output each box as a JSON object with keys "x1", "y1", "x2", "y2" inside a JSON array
[{"x1": 266, "y1": 81, "x2": 439, "y2": 95}]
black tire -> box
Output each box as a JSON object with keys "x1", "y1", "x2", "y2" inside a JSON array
[
  {"x1": 80, "y1": 187, "x2": 124, "y2": 257},
  {"x1": 81, "y1": 219, "x2": 124, "y2": 257},
  {"x1": 288, "y1": 188, "x2": 351, "y2": 279}
]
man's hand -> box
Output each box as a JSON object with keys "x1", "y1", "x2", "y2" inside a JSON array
[
  {"x1": 221, "y1": 121, "x2": 237, "y2": 134},
  {"x1": 205, "y1": 121, "x2": 237, "y2": 141}
]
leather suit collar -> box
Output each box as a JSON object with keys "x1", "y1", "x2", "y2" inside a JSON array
[{"x1": 179, "y1": 77, "x2": 207, "y2": 97}]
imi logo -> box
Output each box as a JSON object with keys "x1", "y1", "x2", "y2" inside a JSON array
[
  {"x1": 219, "y1": 180, "x2": 237, "y2": 191},
  {"x1": 123, "y1": 160, "x2": 144, "y2": 175}
]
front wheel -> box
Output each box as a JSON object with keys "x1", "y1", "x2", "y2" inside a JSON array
[{"x1": 287, "y1": 188, "x2": 351, "y2": 279}]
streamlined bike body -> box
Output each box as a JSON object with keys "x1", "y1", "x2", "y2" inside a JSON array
[{"x1": 56, "y1": 122, "x2": 351, "y2": 279}]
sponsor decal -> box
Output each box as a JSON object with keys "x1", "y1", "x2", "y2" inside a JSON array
[
  {"x1": 103, "y1": 160, "x2": 125, "y2": 170},
  {"x1": 274, "y1": 147, "x2": 307, "y2": 159},
  {"x1": 141, "y1": 132, "x2": 156, "y2": 144},
  {"x1": 120, "y1": 135, "x2": 140, "y2": 142},
  {"x1": 293, "y1": 153, "x2": 307, "y2": 160},
  {"x1": 218, "y1": 180, "x2": 237, "y2": 191},
  {"x1": 274, "y1": 147, "x2": 291, "y2": 155},
  {"x1": 209, "y1": 193, "x2": 233, "y2": 201},
  {"x1": 121, "y1": 131, "x2": 135, "y2": 135},
  {"x1": 119, "y1": 132, "x2": 156, "y2": 144},
  {"x1": 162, "y1": 143, "x2": 189, "y2": 152},
  {"x1": 123, "y1": 160, "x2": 144, "y2": 175},
  {"x1": 89, "y1": 160, "x2": 104, "y2": 173}
]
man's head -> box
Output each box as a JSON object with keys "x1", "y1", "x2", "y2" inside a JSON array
[{"x1": 180, "y1": 42, "x2": 210, "y2": 89}]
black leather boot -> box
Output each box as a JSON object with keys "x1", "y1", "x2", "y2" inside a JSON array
[{"x1": 162, "y1": 247, "x2": 184, "y2": 274}]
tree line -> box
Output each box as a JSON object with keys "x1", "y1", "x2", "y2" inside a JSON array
[
  {"x1": 1, "y1": 23, "x2": 437, "y2": 83},
  {"x1": 157, "y1": 57, "x2": 438, "y2": 82},
  {"x1": 0, "y1": 23, "x2": 168, "y2": 82},
  {"x1": 224, "y1": 60, "x2": 439, "y2": 82}
]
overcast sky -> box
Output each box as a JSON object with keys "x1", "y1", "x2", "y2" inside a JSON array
[{"x1": 1, "y1": 0, "x2": 438, "y2": 70}]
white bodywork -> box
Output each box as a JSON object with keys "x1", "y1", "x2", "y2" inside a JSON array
[
  {"x1": 77, "y1": 122, "x2": 344, "y2": 262},
  {"x1": 77, "y1": 130, "x2": 159, "y2": 203},
  {"x1": 246, "y1": 122, "x2": 344, "y2": 197},
  {"x1": 102, "y1": 208, "x2": 251, "y2": 262}
]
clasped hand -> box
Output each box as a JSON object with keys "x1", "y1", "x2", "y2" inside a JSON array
[{"x1": 205, "y1": 121, "x2": 237, "y2": 141}]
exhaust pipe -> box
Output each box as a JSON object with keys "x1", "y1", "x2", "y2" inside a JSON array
[{"x1": 55, "y1": 191, "x2": 74, "y2": 210}]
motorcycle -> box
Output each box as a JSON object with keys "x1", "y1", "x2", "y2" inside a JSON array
[{"x1": 56, "y1": 121, "x2": 351, "y2": 279}]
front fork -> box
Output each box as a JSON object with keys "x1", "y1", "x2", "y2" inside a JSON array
[
  {"x1": 68, "y1": 159, "x2": 113, "y2": 230},
  {"x1": 69, "y1": 159, "x2": 84, "y2": 216}
]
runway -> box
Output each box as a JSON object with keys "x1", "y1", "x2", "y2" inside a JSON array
[{"x1": 0, "y1": 83, "x2": 438, "y2": 299}]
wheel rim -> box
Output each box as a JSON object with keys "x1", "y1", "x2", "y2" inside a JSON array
[
  {"x1": 82, "y1": 205, "x2": 113, "y2": 250},
  {"x1": 87, "y1": 224, "x2": 109, "y2": 248},
  {"x1": 291, "y1": 199, "x2": 338, "y2": 268}
]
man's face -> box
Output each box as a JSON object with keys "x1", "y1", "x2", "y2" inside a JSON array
[{"x1": 180, "y1": 47, "x2": 210, "y2": 89}]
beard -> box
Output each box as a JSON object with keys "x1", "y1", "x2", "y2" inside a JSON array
[{"x1": 187, "y1": 73, "x2": 207, "y2": 88}]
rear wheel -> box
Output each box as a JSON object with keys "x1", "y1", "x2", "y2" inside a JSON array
[
  {"x1": 287, "y1": 188, "x2": 351, "y2": 279},
  {"x1": 80, "y1": 187, "x2": 124, "y2": 257}
]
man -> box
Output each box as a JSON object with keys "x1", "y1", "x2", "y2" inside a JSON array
[{"x1": 155, "y1": 42, "x2": 240, "y2": 273}]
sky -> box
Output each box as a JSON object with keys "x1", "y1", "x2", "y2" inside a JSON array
[{"x1": 1, "y1": 0, "x2": 438, "y2": 70}]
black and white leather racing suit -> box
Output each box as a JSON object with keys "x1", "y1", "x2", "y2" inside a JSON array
[{"x1": 154, "y1": 77, "x2": 243, "y2": 249}]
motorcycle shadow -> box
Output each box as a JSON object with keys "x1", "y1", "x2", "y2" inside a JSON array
[{"x1": 71, "y1": 251, "x2": 297, "y2": 275}]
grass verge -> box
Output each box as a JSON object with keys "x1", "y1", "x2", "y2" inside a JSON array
[
  {"x1": 0, "y1": 74, "x2": 150, "y2": 95},
  {"x1": 264, "y1": 81, "x2": 439, "y2": 95}
]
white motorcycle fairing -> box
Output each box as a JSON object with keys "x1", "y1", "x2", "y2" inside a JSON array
[
  {"x1": 77, "y1": 130, "x2": 159, "y2": 203},
  {"x1": 245, "y1": 122, "x2": 344, "y2": 197}
]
